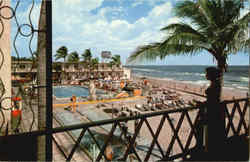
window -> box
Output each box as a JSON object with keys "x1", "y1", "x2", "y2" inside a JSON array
[{"x1": 19, "y1": 64, "x2": 26, "y2": 69}]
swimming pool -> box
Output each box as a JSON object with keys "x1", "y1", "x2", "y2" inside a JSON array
[{"x1": 53, "y1": 86, "x2": 105, "y2": 98}]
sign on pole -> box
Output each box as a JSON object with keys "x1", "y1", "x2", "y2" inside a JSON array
[{"x1": 101, "y1": 51, "x2": 112, "y2": 59}]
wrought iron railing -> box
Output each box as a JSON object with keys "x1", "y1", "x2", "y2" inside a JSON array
[
  {"x1": 0, "y1": 0, "x2": 42, "y2": 134},
  {"x1": 2, "y1": 97, "x2": 248, "y2": 161},
  {"x1": 224, "y1": 98, "x2": 249, "y2": 137},
  {"x1": 55, "y1": 106, "x2": 202, "y2": 161},
  {"x1": 52, "y1": 98, "x2": 249, "y2": 161}
]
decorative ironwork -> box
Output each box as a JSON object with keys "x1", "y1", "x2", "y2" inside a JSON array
[
  {"x1": 51, "y1": 105, "x2": 203, "y2": 161},
  {"x1": 0, "y1": 0, "x2": 41, "y2": 134},
  {"x1": 224, "y1": 98, "x2": 249, "y2": 137},
  {"x1": 51, "y1": 98, "x2": 248, "y2": 161},
  {"x1": 2, "y1": 97, "x2": 248, "y2": 161}
]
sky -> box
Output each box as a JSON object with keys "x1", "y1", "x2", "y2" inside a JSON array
[{"x1": 10, "y1": 0, "x2": 249, "y2": 65}]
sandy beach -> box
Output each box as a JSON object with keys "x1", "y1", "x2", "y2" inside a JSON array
[{"x1": 132, "y1": 74, "x2": 248, "y2": 100}]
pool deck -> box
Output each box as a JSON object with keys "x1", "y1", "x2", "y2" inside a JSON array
[{"x1": 53, "y1": 96, "x2": 145, "y2": 108}]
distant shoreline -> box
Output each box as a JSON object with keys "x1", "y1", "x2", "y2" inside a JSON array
[
  {"x1": 127, "y1": 64, "x2": 248, "y2": 92},
  {"x1": 125, "y1": 65, "x2": 249, "y2": 66},
  {"x1": 132, "y1": 74, "x2": 248, "y2": 100}
]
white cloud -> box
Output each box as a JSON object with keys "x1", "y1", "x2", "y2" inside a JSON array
[
  {"x1": 149, "y1": 2, "x2": 172, "y2": 17},
  {"x1": 51, "y1": 1, "x2": 177, "y2": 63},
  {"x1": 98, "y1": 6, "x2": 125, "y2": 19},
  {"x1": 131, "y1": 0, "x2": 143, "y2": 7},
  {"x1": 131, "y1": 0, "x2": 166, "y2": 7},
  {"x1": 59, "y1": 0, "x2": 103, "y2": 12},
  {"x1": 52, "y1": 0, "x2": 107, "y2": 32}
]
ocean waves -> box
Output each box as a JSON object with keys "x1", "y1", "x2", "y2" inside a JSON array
[{"x1": 128, "y1": 65, "x2": 248, "y2": 92}]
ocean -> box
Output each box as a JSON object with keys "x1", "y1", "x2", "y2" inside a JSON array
[{"x1": 125, "y1": 65, "x2": 249, "y2": 92}]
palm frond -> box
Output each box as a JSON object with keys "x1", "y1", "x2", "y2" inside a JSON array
[
  {"x1": 68, "y1": 51, "x2": 79, "y2": 62},
  {"x1": 127, "y1": 43, "x2": 161, "y2": 63},
  {"x1": 174, "y1": 0, "x2": 210, "y2": 30},
  {"x1": 241, "y1": 38, "x2": 250, "y2": 53},
  {"x1": 159, "y1": 42, "x2": 205, "y2": 58},
  {"x1": 237, "y1": 11, "x2": 250, "y2": 25},
  {"x1": 225, "y1": 27, "x2": 250, "y2": 54},
  {"x1": 55, "y1": 46, "x2": 68, "y2": 61},
  {"x1": 198, "y1": 0, "x2": 217, "y2": 26},
  {"x1": 161, "y1": 23, "x2": 207, "y2": 42},
  {"x1": 223, "y1": 0, "x2": 242, "y2": 24}
]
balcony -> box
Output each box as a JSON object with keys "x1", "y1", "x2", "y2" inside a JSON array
[{"x1": 0, "y1": 97, "x2": 248, "y2": 161}]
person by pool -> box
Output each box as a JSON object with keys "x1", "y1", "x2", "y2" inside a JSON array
[{"x1": 70, "y1": 95, "x2": 77, "y2": 112}]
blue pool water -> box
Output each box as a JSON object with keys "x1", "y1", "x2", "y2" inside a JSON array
[{"x1": 53, "y1": 86, "x2": 104, "y2": 98}]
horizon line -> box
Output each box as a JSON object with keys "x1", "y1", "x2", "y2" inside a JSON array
[{"x1": 124, "y1": 64, "x2": 249, "y2": 66}]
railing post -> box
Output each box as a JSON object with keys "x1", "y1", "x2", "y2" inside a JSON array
[
  {"x1": 45, "y1": 0, "x2": 52, "y2": 161},
  {"x1": 37, "y1": 0, "x2": 52, "y2": 161},
  {"x1": 206, "y1": 100, "x2": 226, "y2": 160}
]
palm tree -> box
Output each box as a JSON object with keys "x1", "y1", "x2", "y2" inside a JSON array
[
  {"x1": 128, "y1": 0, "x2": 249, "y2": 101},
  {"x1": 112, "y1": 55, "x2": 121, "y2": 67},
  {"x1": 109, "y1": 55, "x2": 121, "y2": 80},
  {"x1": 68, "y1": 51, "x2": 80, "y2": 80},
  {"x1": 81, "y1": 49, "x2": 93, "y2": 78},
  {"x1": 90, "y1": 57, "x2": 99, "y2": 72},
  {"x1": 68, "y1": 51, "x2": 80, "y2": 62},
  {"x1": 55, "y1": 46, "x2": 68, "y2": 62},
  {"x1": 82, "y1": 48, "x2": 92, "y2": 63},
  {"x1": 55, "y1": 46, "x2": 68, "y2": 83}
]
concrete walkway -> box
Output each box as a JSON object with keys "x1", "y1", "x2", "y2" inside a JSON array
[{"x1": 53, "y1": 96, "x2": 145, "y2": 107}]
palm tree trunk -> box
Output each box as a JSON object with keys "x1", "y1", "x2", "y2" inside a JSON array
[{"x1": 217, "y1": 56, "x2": 227, "y2": 101}]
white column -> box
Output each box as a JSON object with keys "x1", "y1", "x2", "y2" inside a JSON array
[{"x1": 0, "y1": 0, "x2": 11, "y2": 124}]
